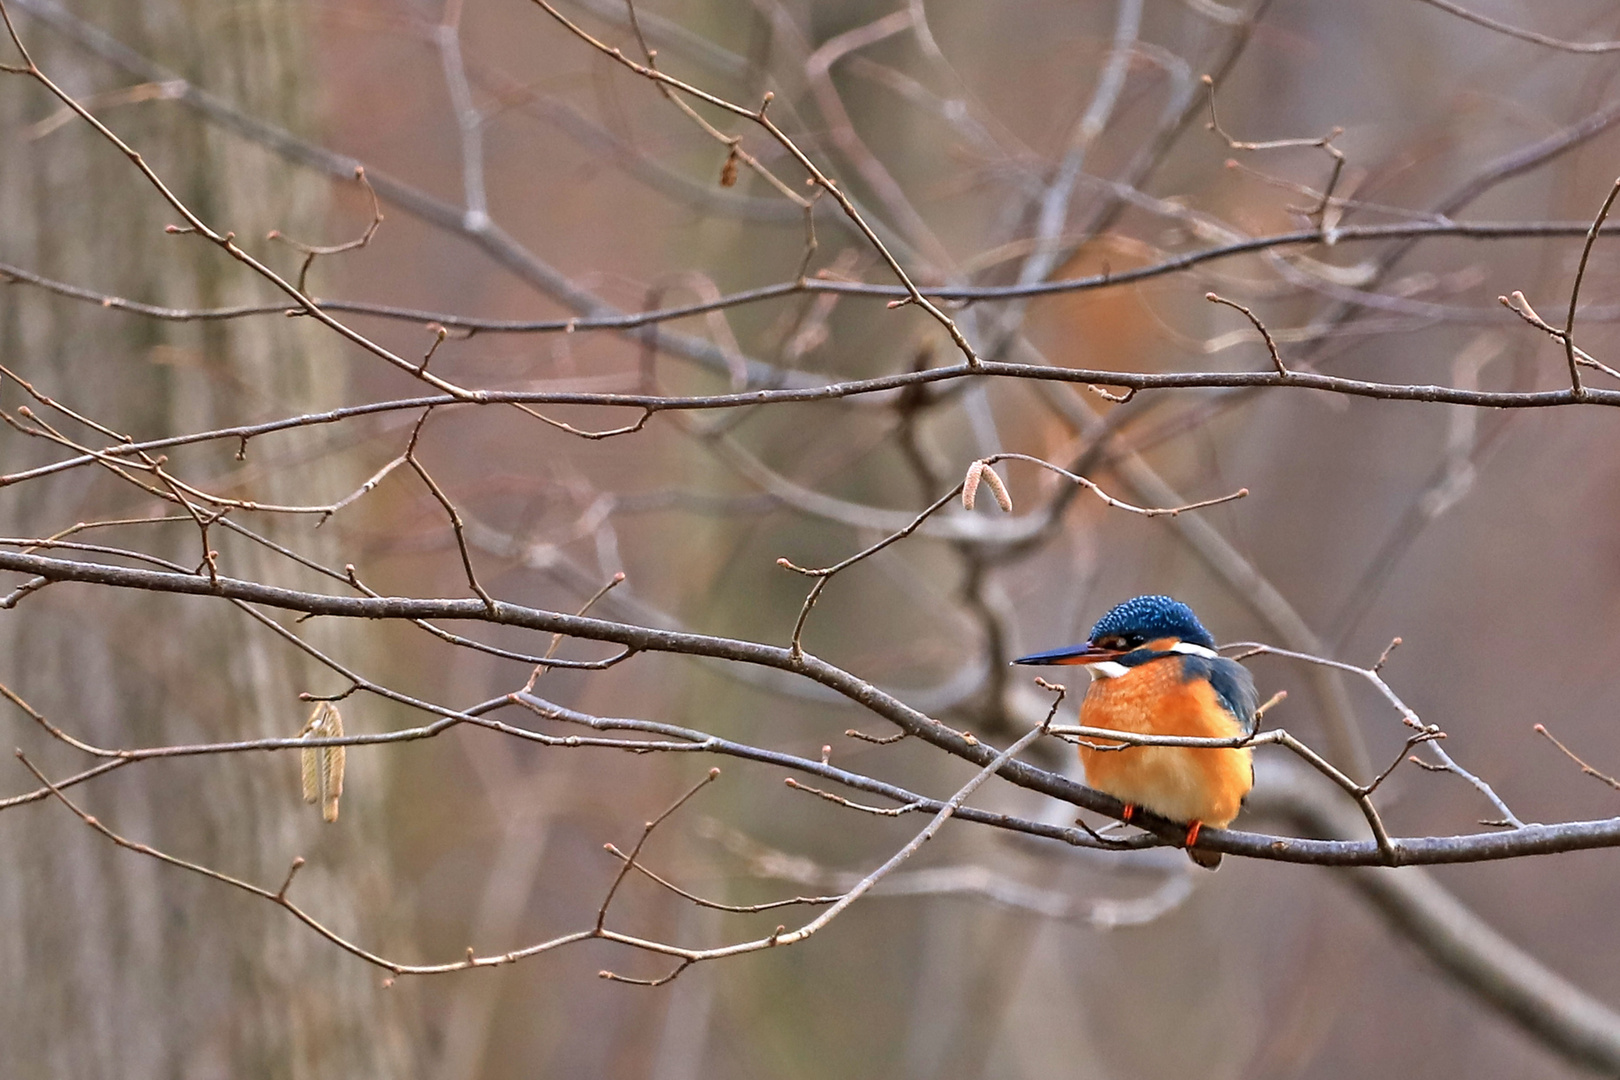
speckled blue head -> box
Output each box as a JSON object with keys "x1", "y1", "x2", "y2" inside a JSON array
[{"x1": 1089, "y1": 595, "x2": 1215, "y2": 650}]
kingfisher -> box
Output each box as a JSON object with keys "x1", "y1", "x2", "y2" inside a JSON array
[{"x1": 1014, "y1": 595, "x2": 1258, "y2": 868}]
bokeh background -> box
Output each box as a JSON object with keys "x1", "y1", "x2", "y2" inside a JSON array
[{"x1": 3, "y1": 0, "x2": 1620, "y2": 1077}]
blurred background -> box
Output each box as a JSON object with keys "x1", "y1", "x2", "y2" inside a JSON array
[{"x1": 3, "y1": 0, "x2": 1620, "y2": 1077}]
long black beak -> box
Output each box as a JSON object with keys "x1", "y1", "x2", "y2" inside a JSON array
[{"x1": 1010, "y1": 642, "x2": 1125, "y2": 666}]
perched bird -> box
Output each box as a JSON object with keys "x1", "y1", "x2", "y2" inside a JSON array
[{"x1": 1014, "y1": 595, "x2": 1258, "y2": 868}]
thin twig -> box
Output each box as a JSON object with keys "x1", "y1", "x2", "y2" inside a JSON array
[
  {"x1": 1562, "y1": 178, "x2": 1620, "y2": 398},
  {"x1": 1412, "y1": 0, "x2": 1620, "y2": 54},
  {"x1": 266, "y1": 166, "x2": 383, "y2": 292},
  {"x1": 980, "y1": 452, "x2": 1248, "y2": 517},
  {"x1": 1203, "y1": 72, "x2": 1345, "y2": 221},
  {"x1": 1535, "y1": 723, "x2": 1620, "y2": 791},
  {"x1": 1206, "y1": 292, "x2": 1289, "y2": 374},
  {"x1": 596, "y1": 768, "x2": 721, "y2": 931}
]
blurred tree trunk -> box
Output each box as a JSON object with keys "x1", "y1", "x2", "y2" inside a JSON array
[{"x1": 0, "y1": 3, "x2": 414, "y2": 1076}]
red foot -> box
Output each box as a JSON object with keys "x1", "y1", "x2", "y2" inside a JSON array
[
  {"x1": 1184, "y1": 820, "x2": 1204, "y2": 848},
  {"x1": 1120, "y1": 803, "x2": 1137, "y2": 823}
]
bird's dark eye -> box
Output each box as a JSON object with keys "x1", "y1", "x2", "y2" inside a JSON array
[{"x1": 1100, "y1": 635, "x2": 1128, "y2": 651}]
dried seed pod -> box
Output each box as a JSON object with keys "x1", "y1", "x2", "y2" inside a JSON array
[
  {"x1": 301, "y1": 746, "x2": 320, "y2": 805},
  {"x1": 980, "y1": 465, "x2": 1013, "y2": 512},
  {"x1": 299, "y1": 701, "x2": 346, "y2": 821},
  {"x1": 962, "y1": 460, "x2": 985, "y2": 510},
  {"x1": 320, "y1": 704, "x2": 345, "y2": 823},
  {"x1": 321, "y1": 745, "x2": 345, "y2": 822},
  {"x1": 299, "y1": 702, "x2": 323, "y2": 804}
]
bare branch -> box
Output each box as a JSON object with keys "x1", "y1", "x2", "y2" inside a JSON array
[{"x1": 1411, "y1": 0, "x2": 1620, "y2": 54}]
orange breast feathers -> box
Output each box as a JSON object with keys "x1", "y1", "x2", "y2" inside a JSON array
[{"x1": 1078, "y1": 657, "x2": 1253, "y2": 828}]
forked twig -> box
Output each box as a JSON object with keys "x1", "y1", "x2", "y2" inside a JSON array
[{"x1": 266, "y1": 166, "x2": 383, "y2": 293}]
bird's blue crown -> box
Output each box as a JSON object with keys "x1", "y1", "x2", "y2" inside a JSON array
[{"x1": 1090, "y1": 595, "x2": 1215, "y2": 649}]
